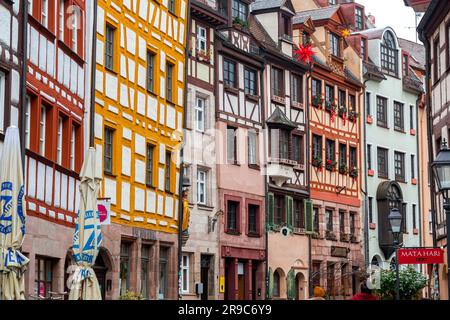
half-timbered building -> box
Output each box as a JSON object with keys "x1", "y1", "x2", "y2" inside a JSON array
[{"x1": 293, "y1": 2, "x2": 365, "y2": 299}]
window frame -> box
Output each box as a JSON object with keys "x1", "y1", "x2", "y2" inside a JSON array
[
  {"x1": 0, "y1": 71, "x2": 6, "y2": 134},
  {"x1": 105, "y1": 24, "x2": 116, "y2": 71},
  {"x1": 394, "y1": 151, "x2": 405, "y2": 182},
  {"x1": 197, "y1": 25, "x2": 208, "y2": 54},
  {"x1": 197, "y1": 170, "x2": 207, "y2": 205},
  {"x1": 271, "y1": 67, "x2": 284, "y2": 98},
  {"x1": 329, "y1": 32, "x2": 340, "y2": 57},
  {"x1": 181, "y1": 254, "x2": 190, "y2": 294},
  {"x1": 39, "y1": 104, "x2": 47, "y2": 157},
  {"x1": 231, "y1": 0, "x2": 248, "y2": 21},
  {"x1": 146, "y1": 144, "x2": 155, "y2": 187},
  {"x1": 104, "y1": 127, "x2": 114, "y2": 174},
  {"x1": 377, "y1": 147, "x2": 389, "y2": 179},
  {"x1": 147, "y1": 51, "x2": 156, "y2": 93},
  {"x1": 34, "y1": 256, "x2": 53, "y2": 298},
  {"x1": 225, "y1": 197, "x2": 241, "y2": 234},
  {"x1": 312, "y1": 134, "x2": 323, "y2": 160},
  {"x1": 291, "y1": 73, "x2": 303, "y2": 104},
  {"x1": 376, "y1": 96, "x2": 388, "y2": 128},
  {"x1": 292, "y1": 134, "x2": 304, "y2": 165},
  {"x1": 248, "y1": 130, "x2": 258, "y2": 166},
  {"x1": 168, "y1": 0, "x2": 176, "y2": 15},
  {"x1": 355, "y1": 7, "x2": 363, "y2": 30},
  {"x1": 381, "y1": 31, "x2": 398, "y2": 76},
  {"x1": 393, "y1": 101, "x2": 404, "y2": 132},
  {"x1": 195, "y1": 97, "x2": 206, "y2": 132},
  {"x1": 244, "y1": 67, "x2": 257, "y2": 96},
  {"x1": 165, "y1": 151, "x2": 172, "y2": 192},
  {"x1": 223, "y1": 58, "x2": 237, "y2": 88},
  {"x1": 247, "y1": 202, "x2": 260, "y2": 236},
  {"x1": 227, "y1": 126, "x2": 237, "y2": 164},
  {"x1": 166, "y1": 62, "x2": 174, "y2": 103}
]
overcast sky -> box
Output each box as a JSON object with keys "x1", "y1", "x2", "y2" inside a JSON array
[{"x1": 357, "y1": 0, "x2": 424, "y2": 43}]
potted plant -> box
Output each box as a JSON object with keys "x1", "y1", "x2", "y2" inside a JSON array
[
  {"x1": 338, "y1": 106, "x2": 347, "y2": 118},
  {"x1": 312, "y1": 156, "x2": 323, "y2": 168},
  {"x1": 349, "y1": 166, "x2": 358, "y2": 178},
  {"x1": 311, "y1": 94, "x2": 324, "y2": 109},
  {"x1": 325, "y1": 159, "x2": 337, "y2": 171},
  {"x1": 232, "y1": 17, "x2": 249, "y2": 30},
  {"x1": 339, "y1": 163, "x2": 348, "y2": 174},
  {"x1": 348, "y1": 110, "x2": 359, "y2": 122},
  {"x1": 374, "y1": 266, "x2": 427, "y2": 300},
  {"x1": 196, "y1": 48, "x2": 210, "y2": 62}
]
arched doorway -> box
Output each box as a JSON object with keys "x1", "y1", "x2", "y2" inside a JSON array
[
  {"x1": 295, "y1": 272, "x2": 306, "y2": 300},
  {"x1": 93, "y1": 251, "x2": 107, "y2": 300}
]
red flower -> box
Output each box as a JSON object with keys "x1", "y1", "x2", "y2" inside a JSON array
[{"x1": 294, "y1": 44, "x2": 315, "y2": 64}]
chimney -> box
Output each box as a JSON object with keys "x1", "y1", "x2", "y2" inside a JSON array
[{"x1": 367, "y1": 13, "x2": 376, "y2": 25}]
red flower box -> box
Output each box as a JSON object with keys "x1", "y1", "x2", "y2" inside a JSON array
[
  {"x1": 366, "y1": 115, "x2": 373, "y2": 124},
  {"x1": 369, "y1": 223, "x2": 376, "y2": 230},
  {"x1": 368, "y1": 169, "x2": 374, "y2": 176},
  {"x1": 410, "y1": 128, "x2": 416, "y2": 136},
  {"x1": 411, "y1": 178, "x2": 417, "y2": 185}
]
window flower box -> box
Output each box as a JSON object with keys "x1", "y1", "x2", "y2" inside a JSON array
[
  {"x1": 349, "y1": 167, "x2": 358, "y2": 179},
  {"x1": 348, "y1": 110, "x2": 359, "y2": 123},
  {"x1": 196, "y1": 49, "x2": 211, "y2": 63},
  {"x1": 312, "y1": 156, "x2": 323, "y2": 169},
  {"x1": 312, "y1": 94, "x2": 324, "y2": 109},
  {"x1": 339, "y1": 163, "x2": 348, "y2": 175},
  {"x1": 369, "y1": 223, "x2": 376, "y2": 230},
  {"x1": 411, "y1": 178, "x2": 417, "y2": 185},
  {"x1": 325, "y1": 101, "x2": 337, "y2": 121},
  {"x1": 326, "y1": 230, "x2": 337, "y2": 241},
  {"x1": 232, "y1": 17, "x2": 249, "y2": 30},
  {"x1": 338, "y1": 106, "x2": 347, "y2": 119},
  {"x1": 325, "y1": 159, "x2": 337, "y2": 172},
  {"x1": 366, "y1": 115, "x2": 373, "y2": 124},
  {"x1": 410, "y1": 128, "x2": 416, "y2": 136},
  {"x1": 311, "y1": 232, "x2": 321, "y2": 239},
  {"x1": 368, "y1": 169, "x2": 374, "y2": 176}
]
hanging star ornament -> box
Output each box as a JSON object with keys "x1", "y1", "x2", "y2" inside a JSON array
[
  {"x1": 342, "y1": 29, "x2": 351, "y2": 39},
  {"x1": 294, "y1": 43, "x2": 315, "y2": 64}
]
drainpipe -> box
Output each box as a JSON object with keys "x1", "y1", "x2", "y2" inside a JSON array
[
  {"x1": 306, "y1": 63, "x2": 312, "y2": 298},
  {"x1": 20, "y1": 0, "x2": 29, "y2": 171},
  {"x1": 177, "y1": 0, "x2": 192, "y2": 301},
  {"x1": 362, "y1": 78, "x2": 370, "y2": 269},
  {"x1": 89, "y1": 0, "x2": 98, "y2": 148},
  {"x1": 419, "y1": 28, "x2": 440, "y2": 299}
]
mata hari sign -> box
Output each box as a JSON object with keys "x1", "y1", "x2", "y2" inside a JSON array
[{"x1": 397, "y1": 248, "x2": 445, "y2": 265}]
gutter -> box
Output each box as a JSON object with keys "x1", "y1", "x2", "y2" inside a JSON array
[
  {"x1": 361, "y1": 78, "x2": 370, "y2": 269},
  {"x1": 177, "y1": 0, "x2": 191, "y2": 300},
  {"x1": 20, "y1": 0, "x2": 29, "y2": 171},
  {"x1": 306, "y1": 63, "x2": 313, "y2": 298}
]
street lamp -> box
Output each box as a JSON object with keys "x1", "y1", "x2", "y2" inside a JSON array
[
  {"x1": 388, "y1": 207, "x2": 402, "y2": 300},
  {"x1": 431, "y1": 139, "x2": 450, "y2": 300}
]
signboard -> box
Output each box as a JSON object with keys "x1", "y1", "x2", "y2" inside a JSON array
[
  {"x1": 219, "y1": 276, "x2": 225, "y2": 293},
  {"x1": 331, "y1": 246, "x2": 349, "y2": 258},
  {"x1": 97, "y1": 199, "x2": 111, "y2": 225},
  {"x1": 397, "y1": 248, "x2": 444, "y2": 265}
]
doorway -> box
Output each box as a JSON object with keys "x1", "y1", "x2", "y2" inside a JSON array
[
  {"x1": 200, "y1": 255, "x2": 212, "y2": 300},
  {"x1": 93, "y1": 253, "x2": 107, "y2": 300},
  {"x1": 296, "y1": 272, "x2": 306, "y2": 300}
]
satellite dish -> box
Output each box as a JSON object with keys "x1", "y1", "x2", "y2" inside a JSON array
[{"x1": 280, "y1": 226, "x2": 291, "y2": 237}]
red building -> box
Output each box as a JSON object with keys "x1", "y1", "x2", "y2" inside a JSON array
[{"x1": 22, "y1": 0, "x2": 86, "y2": 298}]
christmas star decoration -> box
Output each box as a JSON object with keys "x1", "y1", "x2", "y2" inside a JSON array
[
  {"x1": 294, "y1": 43, "x2": 315, "y2": 64},
  {"x1": 342, "y1": 29, "x2": 351, "y2": 38}
]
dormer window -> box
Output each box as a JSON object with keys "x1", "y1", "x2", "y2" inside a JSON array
[
  {"x1": 232, "y1": 0, "x2": 248, "y2": 21},
  {"x1": 361, "y1": 38, "x2": 367, "y2": 61},
  {"x1": 402, "y1": 54, "x2": 409, "y2": 76},
  {"x1": 329, "y1": 32, "x2": 340, "y2": 57},
  {"x1": 355, "y1": 7, "x2": 364, "y2": 30},
  {"x1": 381, "y1": 31, "x2": 398, "y2": 76},
  {"x1": 281, "y1": 14, "x2": 292, "y2": 39},
  {"x1": 302, "y1": 32, "x2": 311, "y2": 45}
]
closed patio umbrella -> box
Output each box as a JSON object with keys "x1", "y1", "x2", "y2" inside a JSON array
[
  {"x1": 0, "y1": 126, "x2": 29, "y2": 300},
  {"x1": 69, "y1": 147, "x2": 103, "y2": 300}
]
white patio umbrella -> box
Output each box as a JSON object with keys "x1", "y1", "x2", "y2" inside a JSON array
[
  {"x1": 0, "y1": 126, "x2": 29, "y2": 300},
  {"x1": 69, "y1": 147, "x2": 103, "y2": 300}
]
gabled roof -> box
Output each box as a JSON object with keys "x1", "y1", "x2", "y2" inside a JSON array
[
  {"x1": 363, "y1": 58, "x2": 387, "y2": 81},
  {"x1": 266, "y1": 107, "x2": 297, "y2": 129},
  {"x1": 248, "y1": 15, "x2": 278, "y2": 50},
  {"x1": 293, "y1": 5, "x2": 340, "y2": 24},
  {"x1": 251, "y1": 0, "x2": 296, "y2": 15},
  {"x1": 352, "y1": 27, "x2": 385, "y2": 40},
  {"x1": 398, "y1": 38, "x2": 425, "y2": 69}
]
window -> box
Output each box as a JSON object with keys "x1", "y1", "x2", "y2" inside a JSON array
[
  {"x1": 325, "y1": 209, "x2": 333, "y2": 231},
  {"x1": 70, "y1": 125, "x2": 76, "y2": 170},
  {"x1": 223, "y1": 59, "x2": 236, "y2": 87},
  {"x1": 195, "y1": 98, "x2": 205, "y2": 132},
  {"x1": 27, "y1": 0, "x2": 33, "y2": 15},
  {"x1": 366, "y1": 92, "x2": 371, "y2": 115},
  {"x1": 329, "y1": 32, "x2": 340, "y2": 57},
  {"x1": 146, "y1": 145, "x2": 154, "y2": 187},
  {"x1": 411, "y1": 154, "x2": 415, "y2": 180},
  {"x1": 248, "y1": 130, "x2": 257, "y2": 165},
  {"x1": 273, "y1": 271, "x2": 280, "y2": 297},
  {"x1": 434, "y1": 37, "x2": 440, "y2": 82},
  {"x1": 410, "y1": 105, "x2": 414, "y2": 130},
  {"x1": 168, "y1": 0, "x2": 175, "y2": 15},
  {"x1": 279, "y1": 130, "x2": 289, "y2": 160},
  {"x1": 159, "y1": 247, "x2": 169, "y2": 299},
  {"x1": 403, "y1": 54, "x2": 409, "y2": 76},
  {"x1": 141, "y1": 246, "x2": 150, "y2": 299},
  {"x1": 394, "y1": 151, "x2": 405, "y2": 182},
  {"x1": 361, "y1": 38, "x2": 367, "y2": 60},
  {"x1": 41, "y1": 0, "x2": 49, "y2": 28},
  {"x1": 325, "y1": 139, "x2": 335, "y2": 162},
  {"x1": 165, "y1": 151, "x2": 172, "y2": 192},
  {"x1": 105, "y1": 25, "x2": 115, "y2": 71},
  {"x1": 291, "y1": 74, "x2": 302, "y2": 103},
  {"x1": 294, "y1": 199, "x2": 304, "y2": 229},
  {"x1": 274, "y1": 195, "x2": 285, "y2": 225},
  {"x1": 368, "y1": 197, "x2": 373, "y2": 223},
  {"x1": 197, "y1": 170, "x2": 206, "y2": 205},
  {"x1": 312, "y1": 79, "x2": 321, "y2": 98},
  {"x1": 248, "y1": 204, "x2": 259, "y2": 234},
  {"x1": 349, "y1": 146, "x2": 357, "y2": 169},
  {"x1": 244, "y1": 68, "x2": 257, "y2": 96},
  {"x1": 412, "y1": 204, "x2": 417, "y2": 230},
  {"x1": 120, "y1": 242, "x2": 131, "y2": 296},
  {"x1": 325, "y1": 84, "x2": 334, "y2": 105},
  {"x1": 227, "y1": 126, "x2": 237, "y2": 163},
  {"x1": 292, "y1": 135, "x2": 304, "y2": 164},
  {"x1": 338, "y1": 90, "x2": 346, "y2": 108},
  {"x1": 166, "y1": 63, "x2": 174, "y2": 102},
  {"x1": 312, "y1": 261, "x2": 321, "y2": 288},
  {"x1": 282, "y1": 15, "x2": 291, "y2": 37},
  {"x1": 71, "y1": 7, "x2": 79, "y2": 52},
  {"x1": 197, "y1": 26, "x2": 207, "y2": 53},
  {"x1": 350, "y1": 213, "x2": 356, "y2": 235},
  {"x1": 355, "y1": 7, "x2": 363, "y2": 30},
  {"x1": 104, "y1": 127, "x2": 114, "y2": 174},
  {"x1": 377, "y1": 147, "x2": 388, "y2": 178},
  {"x1": 34, "y1": 257, "x2": 53, "y2": 298},
  {"x1": 367, "y1": 144, "x2": 372, "y2": 170},
  {"x1": 147, "y1": 51, "x2": 155, "y2": 93},
  {"x1": 339, "y1": 210, "x2": 345, "y2": 234},
  {"x1": 313, "y1": 207, "x2": 319, "y2": 232},
  {"x1": 181, "y1": 254, "x2": 190, "y2": 294},
  {"x1": 312, "y1": 134, "x2": 322, "y2": 159},
  {"x1": 57, "y1": 117, "x2": 63, "y2": 165},
  {"x1": 227, "y1": 200, "x2": 239, "y2": 232},
  {"x1": 24, "y1": 95, "x2": 31, "y2": 148},
  {"x1": 232, "y1": 0, "x2": 248, "y2": 21},
  {"x1": 394, "y1": 101, "x2": 404, "y2": 131},
  {"x1": 428, "y1": 210, "x2": 433, "y2": 235},
  {"x1": 0, "y1": 71, "x2": 5, "y2": 133},
  {"x1": 271, "y1": 67, "x2": 284, "y2": 97},
  {"x1": 39, "y1": 105, "x2": 46, "y2": 156},
  {"x1": 59, "y1": 0, "x2": 65, "y2": 40},
  {"x1": 302, "y1": 32, "x2": 310, "y2": 46},
  {"x1": 348, "y1": 94, "x2": 356, "y2": 112},
  {"x1": 381, "y1": 31, "x2": 398, "y2": 75},
  {"x1": 376, "y1": 96, "x2": 388, "y2": 127},
  {"x1": 339, "y1": 143, "x2": 347, "y2": 168}
]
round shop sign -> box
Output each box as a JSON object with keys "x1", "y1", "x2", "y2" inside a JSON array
[{"x1": 98, "y1": 204, "x2": 108, "y2": 223}]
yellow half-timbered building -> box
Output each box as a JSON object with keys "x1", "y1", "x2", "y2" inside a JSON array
[{"x1": 93, "y1": 0, "x2": 187, "y2": 299}]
